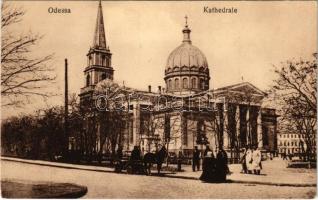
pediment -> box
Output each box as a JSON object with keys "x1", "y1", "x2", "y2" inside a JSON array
[{"x1": 214, "y1": 82, "x2": 266, "y2": 96}]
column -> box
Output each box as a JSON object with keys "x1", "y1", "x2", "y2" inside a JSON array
[
  {"x1": 235, "y1": 105, "x2": 240, "y2": 146},
  {"x1": 133, "y1": 103, "x2": 140, "y2": 146},
  {"x1": 96, "y1": 123, "x2": 101, "y2": 152},
  {"x1": 246, "y1": 106, "x2": 250, "y2": 145},
  {"x1": 257, "y1": 107, "x2": 263, "y2": 148},
  {"x1": 223, "y1": 103, "x2": 229, "y2": 149}
]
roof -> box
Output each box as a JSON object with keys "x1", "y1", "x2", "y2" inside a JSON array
[{"x1": 213, "y1": 82, "x2": 267, "y2": 96}]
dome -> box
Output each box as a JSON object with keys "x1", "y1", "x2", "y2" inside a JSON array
[
  {"x1": 166, "y1": 42, "x2": 208, "y2": 71},
  {"x1": 164, "y1": 17, "x2": 210, "y2": 95}
]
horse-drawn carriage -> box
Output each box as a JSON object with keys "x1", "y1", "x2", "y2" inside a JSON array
[
  {"x1": 114, "y1": 146, "x2": 167, "y2": 175},
  {"x1": 114, "y1": 159, "x2": 148, "y2": 175}
]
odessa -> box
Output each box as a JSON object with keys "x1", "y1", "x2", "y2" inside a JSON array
[{"x1": 48, "y1": 7, "x2": 71, "y2": 13}]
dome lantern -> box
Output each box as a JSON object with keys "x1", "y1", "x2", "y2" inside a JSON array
[{"x1": 182, "y1": 15, "x2": 191, "y2": 44}]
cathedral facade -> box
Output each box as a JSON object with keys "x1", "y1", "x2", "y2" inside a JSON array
[{"x1": 78, "y1": 1, "x2": 278, "y2": 158}]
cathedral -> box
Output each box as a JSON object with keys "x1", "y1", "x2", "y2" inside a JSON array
[{"x1": 78, "y1": 1, "x2": 278, "y2": 159}]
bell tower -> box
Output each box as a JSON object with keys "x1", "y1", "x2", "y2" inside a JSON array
[{"x1": 83, "y1": 0, "x2": 113, "y2": 88}]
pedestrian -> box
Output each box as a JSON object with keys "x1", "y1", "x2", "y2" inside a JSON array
[
  {"x1": 131, "y1": 146, "x2": 141, "y2": 161},
  {"x1": 252, "y1": 146, "x2": 262, "y2": 175},
  {"x1": 200, "y1": 151, "x2": 217, "y2": 182},
  {"x1": 177, "y1": 150, "x2": 183, "y2": 172},
  {"x1": 282, "y1": 152, "x2": 287, "y2": 160},
  {"x1": 192, "y1": 146, "x2": 201, "y2": 171},
  {"x1": 216, "y1": 147, "x2": 228, "y2": 182},
  {"x1": 116, "y1": 146, "x2": 123, "y2": 160},
  {"x1": 156, "y1": 146, "x2": 167, "y2": 174},
  {"x1": 240, "y1": 148, "x2": 247, "y2": 174},
  {"x1": 204, "y1": 145, "x2": 212, "y2": 157},
  {"x1": 245, "y1": 147, "x2": 253, "y2": 174},
  {"x1": 130, "y1": 146, "x2": 142, "y2": 173}
]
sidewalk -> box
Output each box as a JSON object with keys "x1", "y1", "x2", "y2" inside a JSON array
[
  {"x1": 2, "y1": 156, "x2": 316, "y2": 187},
  {"x1": 169, "y1": 158, "x2": 317, "y2": 187},
  {"x1": 1, "y1": 156, "x2": 115, "y2": 173}
]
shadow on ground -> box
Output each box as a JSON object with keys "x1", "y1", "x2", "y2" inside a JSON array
[{"x1": 1, "y1": 179, "x2": 87, "y2": 198}]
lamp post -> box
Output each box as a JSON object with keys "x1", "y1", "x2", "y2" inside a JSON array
[{"x1": 64, "y1": 59, "x2": 69, "y2": 160}]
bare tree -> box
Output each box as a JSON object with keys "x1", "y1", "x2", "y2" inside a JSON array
[
  {"x1": 93, "y1": 80, "x2": 133, "y2": 162},
  {"x1": 271, "y1": 54, "x2": 317, "y2": 160},
  {"x1": 1, "y1": 3, "x2": 55, "y2": 107}
]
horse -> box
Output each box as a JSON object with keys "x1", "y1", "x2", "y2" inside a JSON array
[{"x1": 143, "y1": 146, "x2": 167, "y2": 175}]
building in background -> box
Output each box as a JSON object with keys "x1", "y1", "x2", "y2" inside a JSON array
[
  {"x1": 78, "y1": 1, "x2": 278, "y2": 160},
  {"x1": 277, "y1": 132, "x2": 316, "y2": 156}
]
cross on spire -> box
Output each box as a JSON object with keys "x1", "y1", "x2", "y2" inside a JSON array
[{"x1": 185, "y1": 15, "x2": 188, "y2": 27}]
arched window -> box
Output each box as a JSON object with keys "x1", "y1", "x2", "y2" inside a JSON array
[
  {"x1": 191, "y1": 77, "x2": 197, "y2": 89},
  {"x1": 86, "y1": 74, "x2": 90, "y2": 86},
  {"x1": 175, "y1": 78, "x2": 179, "y2": 89},
  {"x1": 182, "y1": 77, "x2": 188, "y2": 89},
  {"x1": 168, "y1": 79, "x2": 172, "y2": 90}
]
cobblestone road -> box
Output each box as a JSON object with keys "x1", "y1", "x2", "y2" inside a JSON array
[{"x1": 1, "y1": 160, "x2": 316, "y2": 198}]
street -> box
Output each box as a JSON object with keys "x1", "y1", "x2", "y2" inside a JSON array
[{"x1": 1, "y1": 160, "x2": 316, "y2": 198}]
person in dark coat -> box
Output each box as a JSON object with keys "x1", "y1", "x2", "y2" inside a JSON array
[
  {"x1": 192, "y1": 146, "x2": 201, "y2": 172},
  {"x1": 131, "y1": 146, "x2": 141, "y2": 161},
  {"x1": 130, "y1": 146, "x2": 142, "y2": 173},
  {"x1": 200, "y1": 151, "x2": 217, "y2": 182},
  {"x1": 216, "y1": 147, "x2": 228, "y2": 182},
  {"x1": 116, "y1": 146, "x2": 123, "y2": 160},
  {"x1": 240, "y1": 148, "x2": 247, "y2": 174},
  {"x1": 156, "y1": 146, "x2": 167, "y2": 174}
]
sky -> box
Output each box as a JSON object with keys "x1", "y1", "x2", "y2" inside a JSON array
[{"x1": 2, "y1": 0, "x2": 317, "y2": 119}]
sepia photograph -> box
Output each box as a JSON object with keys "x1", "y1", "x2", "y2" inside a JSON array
[{"x1": 1, "y1": 0, "x2": 317, "y2": 198}]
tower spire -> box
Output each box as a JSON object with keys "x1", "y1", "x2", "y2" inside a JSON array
[
  {"x1": 182, "y1": 15, "x2": 191, "y2": 44},
  {"x1": 93, "y1": 0, "x2": 107, "y2": 49}
]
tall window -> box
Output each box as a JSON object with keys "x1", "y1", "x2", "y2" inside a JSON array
[
  {"x1": 175, "y1": 78, "x2": 179, "y2": 90},
  {"x1": 197, "y1": 120, "x2": 207, "y2": 145},
  {"x1": 168, "y1": 79, "x2": 172, "y2": 90},
  {"x1": 95, "y1": 53, "x2": 99, "y2": 65},
  {"x1": 102, "y1": 55, "x2": 106, "y2": 66},
  {"x1": 86, "y1": 74, "x2": 90, "y2": 86},
  {"x1": 106, "y1": 59, "x2": 110, "y2": 67},
  {"x1": 183, "y1": 77, "x2": 188, "y2": 89},
  {"x1": 183, "y1": 119, "x2": 188, "y2": 145},
  {"x1": 164, "y1": 115, "x2": 171, "y2": 141},
  {"x1": 129, "y1": 120, "x2": 133, "y2": 143},
  {"x1": 191, "y1": 77, "x2": 197, "y2": 89},
  {"x1": 200, "y1": 78, "x2": 205, "y2": 90}
]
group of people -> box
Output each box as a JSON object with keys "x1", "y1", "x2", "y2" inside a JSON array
[
  {"x1": 193, "y1": 146, "x2": 229, "y2": 183},
  {"x1": 240, "y1": 146, "x2": 262, "y2": 175}
]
